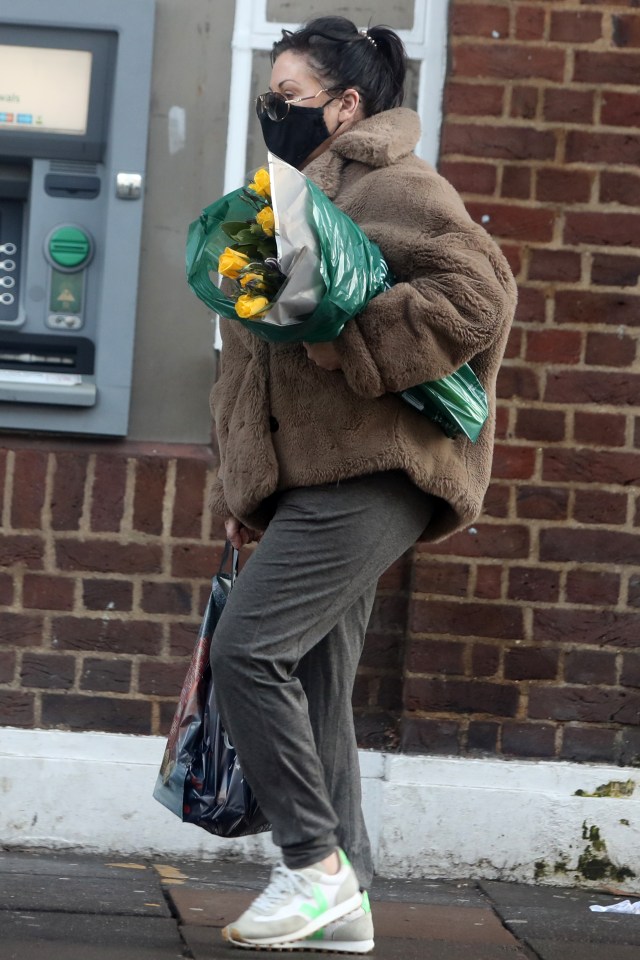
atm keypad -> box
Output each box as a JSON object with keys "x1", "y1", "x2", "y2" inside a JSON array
[{"x1": 0, "y1": 201, "x2": 22, "y2": 324}]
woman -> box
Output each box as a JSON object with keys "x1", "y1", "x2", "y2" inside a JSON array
[{"x1": 209, "y1": 16, "x2": 517, "y2": 953}]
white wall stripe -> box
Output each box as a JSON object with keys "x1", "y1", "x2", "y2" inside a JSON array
[{"x1": 1, "y1": 727, "x2": 638, "y2": 893}]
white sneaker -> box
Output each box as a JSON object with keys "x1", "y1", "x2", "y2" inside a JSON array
[
  {"x1": 269, "y1": 892, "x2": 375, "y2": 953},
  {"x1": 222, "y1": 849, "x2": 362, "y2": 948}
]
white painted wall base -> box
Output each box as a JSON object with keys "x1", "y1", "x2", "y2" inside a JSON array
[{"x1": 1, "y1": 727, "x2": 638, "y2": 892}]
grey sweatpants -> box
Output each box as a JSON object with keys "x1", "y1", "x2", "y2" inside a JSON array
[{"x1": 211, "y1": 471, "x2": 435, "y2": 890}]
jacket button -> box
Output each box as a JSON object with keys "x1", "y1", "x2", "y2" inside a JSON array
[{"x1": 269, "y1": 416, "x2": 279, "y2": 432}]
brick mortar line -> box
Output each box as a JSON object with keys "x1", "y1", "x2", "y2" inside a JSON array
[
  {"x1": 161, "y1": 459, "x2": 177, "y2": 564},
  {"x1": 1, "y1": 529, "x2": 228, "y2": 547},
  {"x1": 447, "y1": 76, "x2": 640, "y2": 93},
  {"x1": 444, "y1": 118, "x2": 640, "y2": 134},
  {"x1": 121, "y1": 458, "x2": 137, "y2": 536},
  {"x1": 413, "y1": 555, "x2": 628, "y2": 569},
  {"x1": 11, "y1": 593, "x2": 635, "y2": 615},
  {"x1": 444, "y1": 157, "x2": 640, "y2": 179},
  {"x1": 78, "y1": 454, "x2": 96, "y2": 536},
  {"x1": 518, "y1": 282, "x2": 640, "y2": 293},
  {"x1": 439, "y1": 189, "x2": 640, "y2": 216},
  {"x1": 502, "y1": 357, "x2": 640, "y2": 371},
  {"x1": 2, "y1": 449, "x2": 14, "y2": 529},
  {"x1": 40, "y1": 457, "x2": 56, "y2": 640},
  {"x1": 409, "y1": 596, "x2": 638, "y2": 613},
  {"x1": 449, "y1": 35, "x2": 632, "y2": 52}
]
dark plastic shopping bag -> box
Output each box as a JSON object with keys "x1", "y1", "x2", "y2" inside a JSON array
[{"x1": 153, "y1": 544, "x2": 270, "y2": 837}]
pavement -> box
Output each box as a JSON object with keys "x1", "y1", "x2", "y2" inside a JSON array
[{"x1": 1, "y1": 850, "x2": 639, "y2": 959}]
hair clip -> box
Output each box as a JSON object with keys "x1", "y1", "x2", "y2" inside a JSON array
[{"x1": 360, "y1": 28, "x2": 378, "y2": 49}]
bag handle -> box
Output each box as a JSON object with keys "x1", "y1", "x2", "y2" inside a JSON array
[{"x1": 219, "y1": 540, "x2": 240, "y2": 586}]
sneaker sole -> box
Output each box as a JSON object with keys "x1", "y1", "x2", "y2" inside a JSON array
[
  {"x1": 222, "y1": 891, "x2": 363, "y2": 948},
  {"x1": 224, "y1": 933, "x2": 374, "y2": 954}
]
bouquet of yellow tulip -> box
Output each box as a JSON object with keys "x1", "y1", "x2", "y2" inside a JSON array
[
  {"x1": 186, "y1": 154, "x2": 392, "y2": 343},
  {"x1": 186, "y1": 154, "x2": 489, "y2": 442},
  {"x1": 214, "y1": 169, "x2": 285, "y2": 320}
]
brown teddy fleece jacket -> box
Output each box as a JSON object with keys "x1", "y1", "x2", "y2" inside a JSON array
[{"x1": 209, "y1": 107, "x2": 517, "y2": 541}]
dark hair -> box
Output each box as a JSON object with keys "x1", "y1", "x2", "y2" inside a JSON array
[{"x1": 271, "y1": 16, "x2": 406, "y2": 117}]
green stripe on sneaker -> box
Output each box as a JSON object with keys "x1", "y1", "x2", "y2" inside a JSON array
[
  {"x1": 299, "y1": 885, "x2": 329, "y2": 920},
  {"x1": 308, "y1": 928, "x2": 325, "y2": 940},
  {"x1": 361, "y1": 891, "x2": 371, "y2": 914}
]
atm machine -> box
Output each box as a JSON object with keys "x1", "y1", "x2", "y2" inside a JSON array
[{"x1": 0, "y1": 0, "x2": 155, "y2": 435}]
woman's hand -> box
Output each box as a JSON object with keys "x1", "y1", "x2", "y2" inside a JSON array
[
  {"x1": 303, "y1": 340, "x2": 342, "y2": 371},
  {"x1": 225, "y1": 516, "x2": 261, "y2": 550}
]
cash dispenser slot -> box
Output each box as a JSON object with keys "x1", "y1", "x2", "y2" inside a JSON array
[
  {"x1": 0, "y1": 332, "x2": 96, "y2": 406},
  {"x1": 44, "y1": 174, "x2": 101, "y2": 199}
]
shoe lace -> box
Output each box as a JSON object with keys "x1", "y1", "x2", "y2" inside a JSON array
[{"x1": 252, "y1": 863, "x2": 315, "y2": 912}]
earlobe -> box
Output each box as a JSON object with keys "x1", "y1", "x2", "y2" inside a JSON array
[{"x1": 338, "y1": 88, "x2": 361, "y2": 122}]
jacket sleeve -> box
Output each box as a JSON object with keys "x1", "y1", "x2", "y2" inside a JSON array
[
  {"x1": 208, "y1": 318, "x2": 252, "y2": 518},
  {"x1": 334, "y1": 177, "x2": 517, "y2": 398}
]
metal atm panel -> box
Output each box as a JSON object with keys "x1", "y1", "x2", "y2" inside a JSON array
[{"x1": 0, "y1": 0, "x2": 155, "y2": 436}]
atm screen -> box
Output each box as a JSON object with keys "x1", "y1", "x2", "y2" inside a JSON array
[
  {"x1": 0, "y1": 45, "x2": 92, "y2": 137},
  {"x1": 0, "y1": 25, "x2": 115, "y2": 162}
]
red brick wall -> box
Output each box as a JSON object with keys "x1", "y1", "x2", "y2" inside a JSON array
[
  {"x1": 0, "y1": 440, "x2": 224, "y2": 736},
  {"x1": 0, "y1": 438, "x2": 410, "y2": 747},
  {"x1": 1, "y1": 0, "x2": 639, "y2": 767},
  {"x1": 400, "y1": 0, "x2": 639, "y2": 763}
]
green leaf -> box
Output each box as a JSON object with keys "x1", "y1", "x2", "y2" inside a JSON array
[
  {"x1": 221, "y1": 221, "x2": 251, "y2": 239},
  {"x1": 257, "y1": 240, "x2": 277, "y2": 258}
]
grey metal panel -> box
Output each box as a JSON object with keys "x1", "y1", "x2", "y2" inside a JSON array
[
  {"x1": 266, "y1": 0, "x2": 415, "y2": 29},
  {"x1": 0, "y1": 0, "x2": 155, "y2": 436},
  {"x1": 126, "y1": 0, "x2": 235, "y2": 443}
]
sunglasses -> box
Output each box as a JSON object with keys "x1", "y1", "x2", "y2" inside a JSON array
[{"x1": 255, "y1": 88, "x2": 337, "y2": 122}]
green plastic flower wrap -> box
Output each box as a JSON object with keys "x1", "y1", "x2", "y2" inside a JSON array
[{"x1": 186, "y1": 153, "x2": 488, "y2": 442}]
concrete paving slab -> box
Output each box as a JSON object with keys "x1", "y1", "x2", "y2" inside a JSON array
[
  {"x1": 168, "y1": 885, "x2": 517, "y2": 944},
  {"x1": 499, "y1": 906, "x2": 640, "y2": 945},
  {"x1": 0, "y1": 872, "x2": 171, "y2": 917},
  {"x1": 480, "y1": 879, "x2": 623, "y2": 909},
  {"x1": 0, "y1": 912, "x2": 185, "y2": 960},
  {"x1": 153, "y1": 860, "x2": 488, "y2": 906},
  {"x1": 0, "y1": 851, "x2": 153, "y2": 881},
  {"x1": 367, "y1": 903, "x2": 518, "y2": 944},
  {"x1": 528, "y1": 941, "x2": 640, "y2": 960},
  {"x1": 168, "y1": 887, "x2": 255, "y2": 927},
  {"x1": 183, "y1": 926, "x2": 529, "y2": 960},
  {"x1": 152, "y1": 859, "x2": 272, "y2": 892},
  {"x1": 370, "y1": 877, "x2": 487, "y2": 907}
]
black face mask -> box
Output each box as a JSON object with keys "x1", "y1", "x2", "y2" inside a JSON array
[{"x1": 259, "y1": 103, "x2": 332, "y2": 169}]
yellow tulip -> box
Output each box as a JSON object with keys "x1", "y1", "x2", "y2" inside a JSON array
[
  {"x1": 256, "y1": 205, "x2": 275, "y2": 237},
  {"x1": 235, "y1": 294, "x2": 270, "y2": 318},
  {"x1": 239, "y1": 271, "x2": 266, "y2": 290},
  {"x1": 218, "y1": 247, "x2": 250, "y2": 279},
  {"x1": 248, "y1": 168, "x2": 270, "y2": 198}
]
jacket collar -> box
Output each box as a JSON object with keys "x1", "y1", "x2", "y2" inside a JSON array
[{"x1": 303, "y1": 107, "x2": 421, "y2": 199}]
